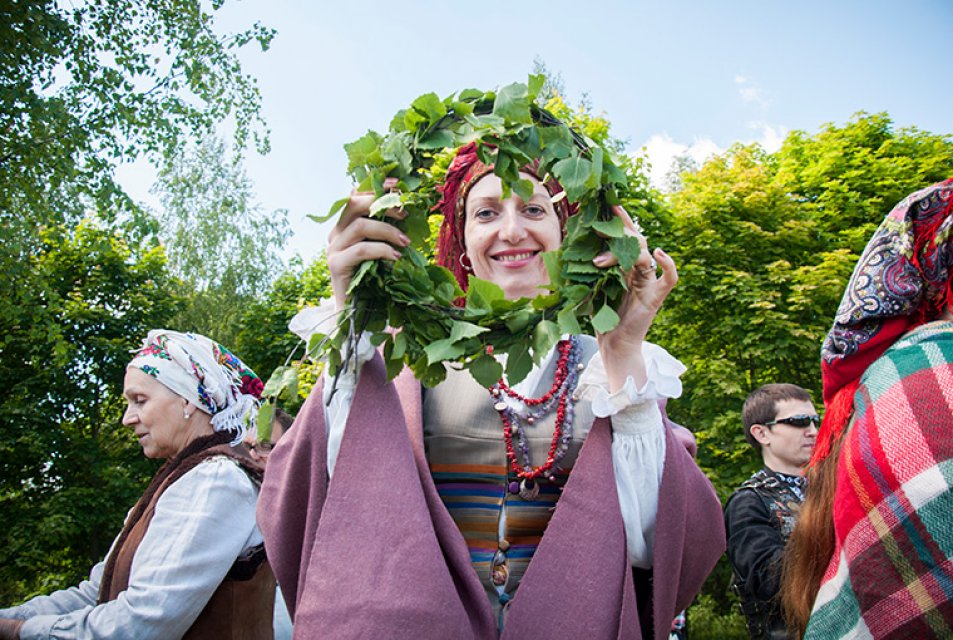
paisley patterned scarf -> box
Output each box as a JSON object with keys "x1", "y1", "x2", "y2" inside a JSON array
[{"x1": 814, "y1": 178, "x2": 953, "y2": 464}]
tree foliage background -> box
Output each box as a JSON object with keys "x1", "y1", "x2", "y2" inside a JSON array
[
  {"x1": 0, "y1": 0, "x2": 277, "y2": 602},
  {"x1": 152, "y1": 135, "x2": 291, "y2": 349},
  {"x1": 657, "y1": 113, "x2": 953, "y2": 496},
  {"x1": 650, "y1": 113, "x2": 953, "y2": 635},
  {"x1": 3, "y1": 9, "x2": 953, "y2": 635}
]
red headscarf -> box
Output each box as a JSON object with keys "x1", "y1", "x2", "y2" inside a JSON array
[
  {"x1": 813, "y1": 177, "x2": 953, "y2": 465},
  {"x1": 434, "y1": 142, "x2": 575, "y2": 290}
]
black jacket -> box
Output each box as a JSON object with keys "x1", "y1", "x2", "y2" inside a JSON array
[{"x1": 724, "y1": 468, "x2": 805, "y2": 640}]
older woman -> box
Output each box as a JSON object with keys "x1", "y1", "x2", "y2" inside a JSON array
[
  {"x1": 782, "y1": 178, "x2": 953, "y2": 638},
  {"x1": 0, "y1": 330, "x2": 274, "y2": 640},
  {"x1": 260, "y1": 144, "x2": 723, "y2": 639}
]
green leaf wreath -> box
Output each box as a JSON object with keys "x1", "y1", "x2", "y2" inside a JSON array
[{"x1": 313, "y1": 75, "x2": 644, "y2": 389}]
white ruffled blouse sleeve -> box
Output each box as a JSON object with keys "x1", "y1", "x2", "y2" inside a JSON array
[
  {"x1": 323, "y1": 331, "x2": 375, "y2": 476},
  {"x1": 576, "y1": 341, "x2": 687, "y2": 568}
]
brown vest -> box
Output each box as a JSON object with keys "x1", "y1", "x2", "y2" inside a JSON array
[{"x1": 99, "y1": 433, "x2": 275, "y2": 639}]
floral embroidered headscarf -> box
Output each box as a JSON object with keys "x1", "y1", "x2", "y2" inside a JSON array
[
  {"x1": 814, "y1": 177, "x2": 953, "y2": 464},
  {"x1": 128, "y1": 330, "x2": 263, "y2": 444}
]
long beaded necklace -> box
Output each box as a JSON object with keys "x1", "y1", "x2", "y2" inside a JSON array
[{"x1": 488, "y1": 336, "x2": 583, "y2": 500}]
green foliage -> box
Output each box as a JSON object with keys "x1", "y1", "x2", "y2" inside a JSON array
[
  {"x1": 0, "y1": 218, "x2": 179, "y2": 602},
  {"x1": 321, "y1": 76, "x2": 645, "y2": 388},
  {"x1": 0, "y1": 0, "x2": 273, "y2": 236},
  {"x1": 688, "y1": 592, "x2": 749, "y2": 640},
  {"x1": 234, "y1": 256, "x2": 333, "y2": 408},
  {"x1": 540, "y1": 94, "x2": 623, "y2": 155},
  {"x1": 151, "y1": 136, "x2": 291, "y2": 347},
  {"x1": 775, "y1": 112, "x2": 953, "y2": 253},
  {"x1": 153, "y1": 137, "x2": 289, "y2": 296},
  {"x1": 652, "y1": 112, "x2": 953, "y2": 625}
]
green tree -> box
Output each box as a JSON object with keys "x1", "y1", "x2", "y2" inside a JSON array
[
  {"x1": 0, "y1": 219, "x2": 180, "y2": 602},
  {"x1": 657, "y1": 144, "x2": 827, "y2": 491},
  {"x1": 234, "y1": 256, "x2": 333, "y2": 397},
  {"x1": 152, "y1": 136, "x2": 291, "y2": 347},
  {"x1": 0, "y1": 0, "x2": 272, "y2": 602},
  {"x1": 652, "y1": 113, "x2": 953, "y2": 628},
  {"x1": 0, "y1": 0, "x2": 272, "y2": 234},
  {"x1": 776, "y1": 112, "x2": 953, "y2": 252}
]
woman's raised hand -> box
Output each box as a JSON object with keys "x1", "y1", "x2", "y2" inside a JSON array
[
  {"x1": 327, "y1": 178, "x2": 410, "y2": 310},
  {"x1": 592, "y1": 205, "x2": 678, "y2": 391}
]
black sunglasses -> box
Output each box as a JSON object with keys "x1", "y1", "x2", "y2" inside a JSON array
[{"x1": 764, "y1": 414, "x2": 821, "y2": 428}]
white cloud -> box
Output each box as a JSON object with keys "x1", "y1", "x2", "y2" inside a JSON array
[
  {"x1": 636, "y1": 123, "x2": 790, "y2": 191},
  {"x1": 637, "y1": 134, "x2": 722, "y2": 191},
  {"x1": 734, "y1": 74, "x2": 771, "y2": 108},
  {"x1": 747, "y1": 121, "x2": 788, "y2": 153},
  {"x1": 635, "y1": 75, "x2": 787, "y2": 191},
  {"x1": 739, "y1": 87, "x2": 766, "y2": 104}
]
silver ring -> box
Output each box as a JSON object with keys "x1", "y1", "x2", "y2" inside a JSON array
[{"x1": 637, "y1": 258, "x2": 657, "y2": 277}]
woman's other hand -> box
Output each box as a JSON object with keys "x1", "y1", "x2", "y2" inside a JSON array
[
  {"x1": 592, "y1": 205, "x2": 678, "y2": 391},
  {"x1": 327, "y1": 178, "x2": 410, "y2": 310}
]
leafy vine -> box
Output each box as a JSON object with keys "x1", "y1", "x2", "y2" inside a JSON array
[{"x1": 310, "y1": 75, "x2": 644, "y2": 388}]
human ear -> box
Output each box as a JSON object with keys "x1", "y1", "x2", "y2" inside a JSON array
[{"x1": 750, "y1": 424, "x2": 771, "y2": 446}]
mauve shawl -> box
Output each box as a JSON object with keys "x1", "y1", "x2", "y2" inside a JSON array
[{"x1": 258, "y1": 353, "x2": 723, "y2": 639}]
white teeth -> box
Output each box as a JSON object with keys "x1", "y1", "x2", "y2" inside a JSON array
[{"x1": 496, "y1": 252, "x2": 534, "y2": 262}]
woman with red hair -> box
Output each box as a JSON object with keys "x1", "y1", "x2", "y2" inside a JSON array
[
  {"x1": 783, "y1": 178, "x2": 953, "y2": 638},
  {"x1": 260, "y1": 143, "x2": 723, "y2": 639}
]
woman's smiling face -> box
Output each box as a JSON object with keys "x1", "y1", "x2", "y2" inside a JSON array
[{"x1": 463, "y1": 172, "x2": 562, "y2": 300}]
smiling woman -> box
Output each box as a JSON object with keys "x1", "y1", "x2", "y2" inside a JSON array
[
  {"x1": 259, "y1": 83, "x2": 725, "y2": 639},
  {"x1": 0, "y1": 331, "x2": 274, "y2": 640},
  {"x1": 462, "y1": 172, "x2": 562, "y2": 300},
  {"x1": 311, "y1": 80, "x2": 653, "y2": 389}
]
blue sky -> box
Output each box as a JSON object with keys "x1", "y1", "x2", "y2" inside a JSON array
[{"x1": 119, "y1": 0, "x2": 953, "y2": 261}]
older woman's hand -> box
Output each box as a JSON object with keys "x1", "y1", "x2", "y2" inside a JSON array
[
  {"x1": 0, "y1": 618, "x2": 23, "y2": 640},
  {"x1": 592, "y1": 205, "x2": 678, "y2": 391},
  {"x1": 327, "y1": 178, "x2": 410, "y2": 311}
]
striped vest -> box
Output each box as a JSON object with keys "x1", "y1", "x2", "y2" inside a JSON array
[{"x1": 423, "y1": 336, "x2": 598, "y2": 622}]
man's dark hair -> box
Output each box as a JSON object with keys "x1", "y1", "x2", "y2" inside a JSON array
[{"x1": 742, "y1": 383, "x2": 812, "y2": 451}]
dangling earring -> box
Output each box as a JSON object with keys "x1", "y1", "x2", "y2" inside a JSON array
[
  {"x1": 183, "y1": 408, "x2": 191, "y2": 420},
  {"x1": 459, "y1": 252, "x2": 472, "y2": 272}
]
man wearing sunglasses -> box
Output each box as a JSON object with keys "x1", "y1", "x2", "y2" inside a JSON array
[{"x1": 725, "y1": 384, "x2": 819, "y2": 640}]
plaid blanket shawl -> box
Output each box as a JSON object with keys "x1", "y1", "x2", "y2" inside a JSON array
[{"x1": 806, "y1": 321, "x2": 953, "y2": 639}]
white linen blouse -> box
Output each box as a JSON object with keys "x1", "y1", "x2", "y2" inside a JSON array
[{"x1": 0, "y1": 457, "x2": 263, "y2": 640}]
